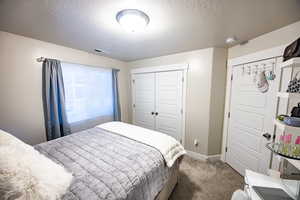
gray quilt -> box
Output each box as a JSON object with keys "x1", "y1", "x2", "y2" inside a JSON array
[{"x1": 34, "y1": 127, "x2": 171, "y2": 200}]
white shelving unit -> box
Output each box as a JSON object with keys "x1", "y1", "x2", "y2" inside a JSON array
[
  {"x1": 270, "y1": 58, "x2": 300, "y2": 200},
  {"x1": 275, "y1": 58, "x2": 300, "y2": 171},
  {"x1": 277, "y1": 92, "x2": 300, "y2": 99},
  {"x1": 280, "y1": 58, "x2": 300, "y2": 69}
]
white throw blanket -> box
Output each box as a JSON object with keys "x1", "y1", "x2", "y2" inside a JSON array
[{"x1": 98, "y1": 122, "x2": 186, "y2": 167}]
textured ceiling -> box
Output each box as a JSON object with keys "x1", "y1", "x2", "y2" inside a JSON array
[{"x1": 1, "y1": 0, "x2": 300, "y2": 61}]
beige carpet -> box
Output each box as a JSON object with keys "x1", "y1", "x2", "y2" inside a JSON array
[{"x1": 169, "y1": 156, "x2": 244, "y2": 200}]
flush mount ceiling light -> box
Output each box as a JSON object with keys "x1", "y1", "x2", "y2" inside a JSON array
[
  {"x1": 94, "y1": 48, "x2": 104, "y2": 53},
  {"x1": 226, "y1": 36, "x2": 237, "y2": 44},
  {"x1": 116, "y1": 9, "x2": 150, "y2": 32}
]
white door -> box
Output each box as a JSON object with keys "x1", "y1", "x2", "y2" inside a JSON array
[
  {"x1": 226, "y1": 59, "x2": 277, "y2": 176},
  {"x1": 132, "y1": 70, "x2": 184, "y2": 141},
  {"x1": 132, "y1": 73, "x2": 155, "y2": 130},
  {"x1": 155, "y1": 71, "x2": 183, "y2": 141}
]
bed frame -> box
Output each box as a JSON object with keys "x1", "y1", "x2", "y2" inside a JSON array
[{"x1": 155, "y1": 160, "x2": 179, "y2": 200}]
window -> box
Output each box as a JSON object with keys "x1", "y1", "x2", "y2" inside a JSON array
[{"x1": 61, "y1": 62, "x2": 114, "y2": 131}]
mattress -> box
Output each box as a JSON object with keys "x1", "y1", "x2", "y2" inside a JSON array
[{"x1": 35, "y1": 127, "x2": 172, "y2": 200}]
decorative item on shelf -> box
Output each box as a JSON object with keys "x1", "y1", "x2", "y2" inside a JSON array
[
  {"x1": 292, "y1": 136, "x2": 300, "y2": 157},
  {"x1": 291, "y1": 103, "x2": 300, "y2": 117},
  {"x1": 286, "y1": 71, "x2": 300, "y2": 93},
  {"x1": 283, "y1": 134, "x2": 292, "y2": 154},
  {"x1": 283, "y1": 37, "x2": 300, "y2": 62},
  {"x1": 279, "y1": 135, "x2": 285, "y2": 150},
  {"x1": 272, "y1": 135, "x2": 300, "y2": 157},
  {"x1": 283, "y1": 117, "x2": 300, "y2": 127},
  {"x1": 266, "y1": 142, "x2": 300, "y2": 160},
  {"x1": 277, "y1": 114, "x2": 289, "y2": 121}
]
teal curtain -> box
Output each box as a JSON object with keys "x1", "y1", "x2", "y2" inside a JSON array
[
  {"x1": 42, "y1": 59, "x2": 71, "y2": 141},
  {"x1": 112, "y1": 69, "x2": 121, "y2": 121}
]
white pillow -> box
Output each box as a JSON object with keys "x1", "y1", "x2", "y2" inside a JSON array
[{"x1": 0, "y1": 129, "x2": 73, "y2": 200}]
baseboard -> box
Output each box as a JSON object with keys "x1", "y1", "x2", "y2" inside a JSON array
[
  {"x1": 207, "y1": 154, "x2": 221, "y2": 161},
  {"x1": 186, "y1": 151, "x2": 221, "y2": 161},
  {"x1": 186, "y1": 151, "x2": 207, "y2": 161}
]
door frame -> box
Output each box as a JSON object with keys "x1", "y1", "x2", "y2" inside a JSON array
[
  {"x1": 221, "y1": 46, "x2": 285, "y2": 162},
  {"x1": 130, "y1": 63, "x2": 189, "y2": 146}
]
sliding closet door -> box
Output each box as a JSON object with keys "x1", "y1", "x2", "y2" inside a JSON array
[
  {"x1": 155, "y1": 71, "x2": 183, "y2": 141},
  {"x1": 132, "y1": 73, "x2": 156, "y2": 130}
]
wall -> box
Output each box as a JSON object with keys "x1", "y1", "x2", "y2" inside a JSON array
[
  {"x1": 208, "y1": 48, "x2": 228, "y2": 155},
  {"x1": 128, "y1": 48, "x2": 227, "y2": 155},
  {"x1": 228, "y1": 20, "x2": 300, "y2": 59},
  {"x1": 0, "y1": 31, "x2": 130, "y2": 145}
]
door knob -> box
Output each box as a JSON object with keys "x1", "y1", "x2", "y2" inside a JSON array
[
  {"x1": 151, "y1": 112, "x2": 154, "y2": 115},
  {"x1": 263, "y1": 133, "x2": 271, "y2": 140},
  {"x1": 155, "y1": 112, "x2": 158, "y2": 116}
]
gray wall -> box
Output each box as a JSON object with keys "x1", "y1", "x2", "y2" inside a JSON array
[
  {"x1": 228, "y1": 20, "x2": 300, "y2": 59},
  {"x1": 128, "y1": 48, "x2": 227, "y2": 156},
  {"x1": 0, "y1": 31, "x2": 130, "y2": 145},
  {"x1": 208, "y1": 48, "x2": 227, "y2": 155}
]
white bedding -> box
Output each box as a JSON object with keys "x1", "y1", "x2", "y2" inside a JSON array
[{"x1": 98, "y1": 122, "x2": 186, "y2": 167}]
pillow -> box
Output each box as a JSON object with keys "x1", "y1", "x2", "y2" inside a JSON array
[{"x1": 0, "y1": 129, "x2": 73, "y2": 200}]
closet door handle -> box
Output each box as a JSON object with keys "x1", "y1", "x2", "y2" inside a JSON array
[
  {"x1": 155, "y1": 112, "x2": 158, "y2": 116},
  {"x1": 151, "y1": 112, "x2": 155, "y2": 115}
]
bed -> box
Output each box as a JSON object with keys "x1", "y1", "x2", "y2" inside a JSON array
[{"x1": 34, "y1": 122, "x2": 185, "y2": 200}]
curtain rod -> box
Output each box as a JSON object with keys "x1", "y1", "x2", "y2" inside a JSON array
[
  {"x1": 36, "y1": 57, "x2": 46, "y2": 62},
  {"x1": 36, "y1": 57, "x2": 120, "y2": 71}
]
